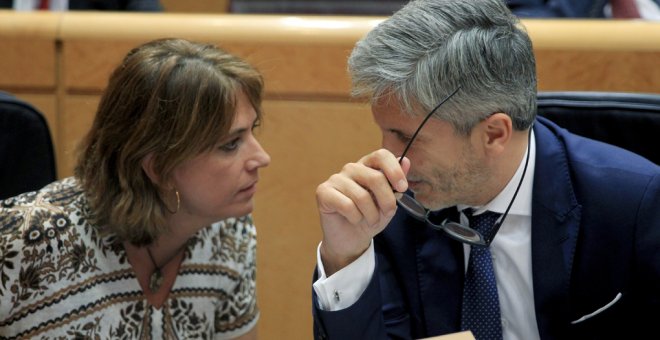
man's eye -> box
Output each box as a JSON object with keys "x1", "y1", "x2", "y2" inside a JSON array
[{"x1": 395, "y1": 132, "x2": 412, "y2": 143}]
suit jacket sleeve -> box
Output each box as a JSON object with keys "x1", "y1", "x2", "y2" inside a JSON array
[{"x1": 312, "y1": 251, "x2": 412, "y2": 340}]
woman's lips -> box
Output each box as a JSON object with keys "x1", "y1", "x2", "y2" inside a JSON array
[{"x1": 238, "y1": 181, "x2": 258, "y2": 195}]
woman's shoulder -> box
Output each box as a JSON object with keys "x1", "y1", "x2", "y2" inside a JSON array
[
  {"x1": 0, "y1": 177, "x2": 88, "y2": 235},
  {"x1": 2, "y1": 177, "x2": 83, "y2": 207},
  {"x1": 0, "y1": 177, "x2": 116, "y2": 322}
]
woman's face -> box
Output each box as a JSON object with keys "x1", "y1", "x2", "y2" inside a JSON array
[{"x1": 171, "y1": 91, "x2": 271, "y2": 225}]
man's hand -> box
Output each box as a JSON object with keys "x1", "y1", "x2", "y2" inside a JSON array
[{"x1": 316, "y1": 149, "x2": 410, "y2": 276}]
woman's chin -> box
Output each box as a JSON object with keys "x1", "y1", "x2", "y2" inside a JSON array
[{"x1": 223, "y1": 201, "x2": 255, "y2": 219}]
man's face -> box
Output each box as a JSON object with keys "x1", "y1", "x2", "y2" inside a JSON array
[{"x1": 372, "y1": 95, "x2": 491, "y2": 210}]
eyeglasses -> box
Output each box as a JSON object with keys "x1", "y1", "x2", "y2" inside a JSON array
[{"x1": 395, "y1": 86, "x2": 531, "y2": 247}]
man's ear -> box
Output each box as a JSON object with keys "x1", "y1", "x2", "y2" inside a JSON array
[
  {"x1": 482, "y1": 112, "x2": 512, "y2": 155},
  {"x1": 141, "y1": 153, "x2": 161, "y2": 185}
]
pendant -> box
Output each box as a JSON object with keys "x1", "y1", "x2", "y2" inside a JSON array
[{"x1": 149, "y1": 270, "x2": 163, "y2": 292}]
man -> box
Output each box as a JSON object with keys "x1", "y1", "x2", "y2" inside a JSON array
[{"x1": 312, "y1": 0, "x2": 660, "y2": 339}]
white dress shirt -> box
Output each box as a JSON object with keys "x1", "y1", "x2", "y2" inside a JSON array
[{"x1": 314, "y1": 131, "x2": 540, "y2": 340}]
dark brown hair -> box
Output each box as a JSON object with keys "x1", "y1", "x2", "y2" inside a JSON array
[{"x1": 74, "y1": 38, "x2": 264, "y2": 245}]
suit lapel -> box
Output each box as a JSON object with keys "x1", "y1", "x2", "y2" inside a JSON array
[{"x1": 530, "y1": 119, "x2": 582, "y2": 337}]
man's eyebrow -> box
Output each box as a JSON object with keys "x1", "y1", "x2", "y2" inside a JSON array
[{"x1": 388, "y1": 128, "x2": 411, "y2": 136}]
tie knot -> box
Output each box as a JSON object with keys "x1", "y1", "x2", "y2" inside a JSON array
[{"x1": 465, "y1": 209, "x2": 501, "y2": 236}]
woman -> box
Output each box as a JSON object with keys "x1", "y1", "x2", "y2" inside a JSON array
[{"x1": 0, "y1": 38, "x2": 270, "y2": 339}]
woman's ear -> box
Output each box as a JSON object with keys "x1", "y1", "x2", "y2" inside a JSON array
[{"x1": 141, "y1": 153, "x2": 161, "y2": 185}]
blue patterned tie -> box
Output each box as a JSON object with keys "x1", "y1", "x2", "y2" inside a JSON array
[{"x1": 461, "y1": 210, "x2": 503, "y2": 340}]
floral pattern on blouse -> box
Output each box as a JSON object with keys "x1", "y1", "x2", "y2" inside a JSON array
[{"x1": 0, "y1": 177, "x2": 258, "y2": 339}]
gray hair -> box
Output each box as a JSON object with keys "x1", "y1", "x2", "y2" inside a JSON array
[{"x1": 348, "y1": 0, "x2": 537, "y2": 134}]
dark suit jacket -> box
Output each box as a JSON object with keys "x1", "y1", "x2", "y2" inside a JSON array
[
  {"x1": 313, "y1": 117, "x2": 660, "y2": 339},
  {"x1": 0, "y1": 0, "x2": 161, "y2": 11}
]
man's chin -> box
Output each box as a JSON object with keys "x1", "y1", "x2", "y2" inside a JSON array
[{"x1": 411, "y1": 193, "x2": 447, "y2": 211}]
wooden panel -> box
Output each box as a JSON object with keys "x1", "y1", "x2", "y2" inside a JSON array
[
  {"x1": 230, "y1": 44, "x2": 355, "y2": 99},
  {"x1": 59, "y1": 13, "x2": 375, "y2": 98},
  {"x1": 536, "y1": 50, "x2": 660, "y2": 93},
  {"x1": 252, "y1": 99, "x2": 379, "y2": 339},
  {"x1": 59, "y1": 95, "x2": 99, "y2": 178},
  {"x1": 58, "y1": 13, "x2": 377, "y2": 44},
  {"x1": 525, "y1": 19, "x2": 660, "y2": 93},
  {"x1": 160, "y1": 0, "x2": 229, "y2": 13},
  {"x1": 61, "y1": 40, "x2": 137, "y2": 93},
  {"x1": 0, "y1": 39, "x2": 57, "y2": 89},
  {"x1": 0, "y1": 11, "x2": 59, "y2": 89},
  {"x1": 523, "y1": 19, "x2": 660, "y2": 51},
  {"x1": 58, "y1": 15, "x2": 660, "y2": 97},
  {"x1": 61, "y1": 40, "x2": 355, "y2": 98}
]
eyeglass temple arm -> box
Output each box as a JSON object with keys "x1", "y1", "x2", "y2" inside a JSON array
[
  {"x1": 485, "y1": 127, "x2": 533, "y2": 245},
  {"x1": 398, "y1": 86, "x2": 462, "y2": 165}
]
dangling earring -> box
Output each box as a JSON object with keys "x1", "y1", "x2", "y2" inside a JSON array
[{"x1": 164, "y1": 189, "x2": 180, "y2": 214}]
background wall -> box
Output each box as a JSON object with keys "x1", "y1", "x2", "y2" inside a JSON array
[{"x1": 1, "y1": 11, "x2": 659, "y2": 339}]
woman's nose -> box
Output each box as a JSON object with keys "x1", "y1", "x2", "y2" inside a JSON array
[{"x1": 246, "y1": 137, "x2": 271, "y2": 171}]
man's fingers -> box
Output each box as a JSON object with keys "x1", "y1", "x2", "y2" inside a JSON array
[
  {"x1": 398, "y1": 156, "x2": 411, "y2": 177},
  {"x1": 324, "y1": 171, "x2": 388, "y2": 227},
  {"x1": 359, "y1": 149, "x2": 409, "y2": 193},
  {"x1": 316, "y1": 182, "x2": 366, "y2": 225}
]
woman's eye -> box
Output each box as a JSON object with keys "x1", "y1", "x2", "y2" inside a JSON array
[
  {"x1": 220, "y1": 138, "x2": 241, "y2": 152},
  {"x1": 251, "y1": 120, "x2": 262, "y2": 132}
]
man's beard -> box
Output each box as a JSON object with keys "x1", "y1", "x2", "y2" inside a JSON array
[{"x1": 412, "y1": 151, "x2": 490, "y2": 211}]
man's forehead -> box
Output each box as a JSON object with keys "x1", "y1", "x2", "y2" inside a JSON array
[
  {"x1": 373, "y1": 106, "x2": 427, "y2": 136},
  {"x1": 372, "y1": 93, "x2": 403, "y2": 111},
  {"x1": 372, "y1": 94, "x2": 427, "y2": 117}
]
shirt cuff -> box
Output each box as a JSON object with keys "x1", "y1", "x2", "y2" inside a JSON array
[{"x1": 313, "y1": 240, "x2": 375, "y2": 311}]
